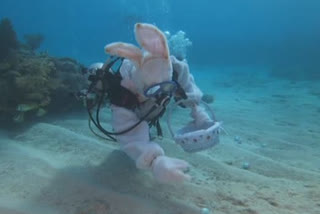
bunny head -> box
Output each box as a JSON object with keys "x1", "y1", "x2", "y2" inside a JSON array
[{"x1": 105, "y1": 23, "x2": 172, "y2": 95}]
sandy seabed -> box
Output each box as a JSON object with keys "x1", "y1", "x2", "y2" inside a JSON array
[{"x1": 0, "y1": 67, "x2": 319, "y2": 214}]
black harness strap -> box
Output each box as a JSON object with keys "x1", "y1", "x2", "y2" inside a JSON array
[
  {"x1": 147, "y1": 69, "x2": 188, "y2": 138},
  {"x1": 86, "y1": 59, "x2": 188, "y2": 141}
]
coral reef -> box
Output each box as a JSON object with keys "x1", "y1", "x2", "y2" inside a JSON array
[
  {"x1": 0, "y1": 18, "x2": 18, "y2": 61},
  {"x1": 24, "y1": 33, "x2": 45, "y2": 51},
  {"x1": 48, "y1": 57, "x2": 87, "y2": 113},
  {"x1": 166, "y1": 30, "x2": 192, "y2": 60},
  {"x1": 0, "y1": 19, "x2": 87, "y2": 123}
]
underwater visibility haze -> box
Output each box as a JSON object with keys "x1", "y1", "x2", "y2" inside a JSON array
[{"x1": 0, "y1": 1, "x2": 319, "y2": 214}]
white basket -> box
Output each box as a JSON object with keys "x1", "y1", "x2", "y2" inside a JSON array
[{"x1": 167, "y1": 99, "x2": 222, "y2": 153}]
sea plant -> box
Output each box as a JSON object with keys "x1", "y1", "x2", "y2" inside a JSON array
[
  {"x1": 0, "y1": 18, "x2": 18, "y2": 61},
  {"x1": 0, "y1": 18, "x2": 87, "y2": 123},
  {"x1": 24, "y1": 33, "x2": 45, "y2": 51}
]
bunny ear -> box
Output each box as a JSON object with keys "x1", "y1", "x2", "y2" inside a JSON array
[
  {"x1": 134, "y1": 23, "x2": 169, "y2": 59},
  {"x1": 105, "y1": 42, "x2": 142, "y2": 65}
]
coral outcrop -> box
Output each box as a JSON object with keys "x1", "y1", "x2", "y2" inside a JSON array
[
  {"x1": 24, "y1": 33, "x2": 45, "y2": 51},
  {"x1": 0, "y1": 18, "x2": 87, "y2": 123},
  {"x1": 0, "y1": 18, "x2": 18, "y2": 61}
]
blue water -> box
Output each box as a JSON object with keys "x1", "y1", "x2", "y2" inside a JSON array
[
  {"x1": 1, "y1": 1, "x2": 320, "y2": 214},
  {"x1": 1, "y1": 0, "x2": 319, "y2": 69}
]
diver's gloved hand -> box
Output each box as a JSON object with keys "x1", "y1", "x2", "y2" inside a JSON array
[
  {"x1": 191, "y1": 105, "x2": 213, "y2": 128},
  {"x1": 151, "y1": 156, "x2": 191, "y2": 183}
]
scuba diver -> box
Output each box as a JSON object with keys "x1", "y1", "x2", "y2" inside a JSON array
[{"x1": 84, "y1": 23, "x2": 221, "y2": 183}]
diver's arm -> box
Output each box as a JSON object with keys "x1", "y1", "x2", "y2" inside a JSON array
[
  {"x1": 171, "y1": 56, "x2": 211, "y2": 126},
  {"x1": 171, "y1": 56, "x2": 203, "y2": 103}
]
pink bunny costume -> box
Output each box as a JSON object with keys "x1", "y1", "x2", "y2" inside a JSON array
[{"x1": 105, "y1": 23, "x2": 211, "y2": 183}]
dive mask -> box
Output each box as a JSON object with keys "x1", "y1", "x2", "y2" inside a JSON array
[{"x1": 144, "y1": 81, "x2": 178, "y2": 98}]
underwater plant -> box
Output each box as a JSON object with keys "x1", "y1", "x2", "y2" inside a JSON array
[
  {"x1": 0, "y1": 51, "x2": 87, "y2": 123},
  {"x1": 166, "y1": 30, "x2": 192, "y2": 60},
  {"x1": 0, "y1": 18, "x2": 18, "y2": 61},
  {"x1": 0, "y1": 37, "x2": 87, "y2": 123},
  {"x1": 0, "y1": 18, "x2": 91, "y2": 123},
  {"x1": 24, "y1": 33, "x2": 45, "y2": 51},
  {"x1": 14, "y1": 55, "x2": 59, "y2": 102}
]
